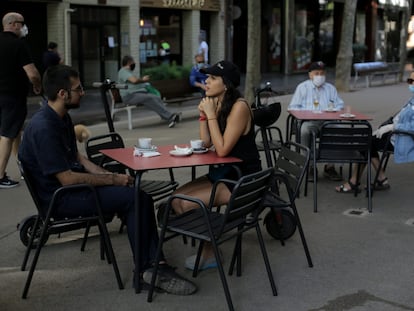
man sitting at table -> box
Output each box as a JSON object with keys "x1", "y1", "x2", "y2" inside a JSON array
[
  {"x1": 288, "y1": 61, "x2": 344, "y2": 181},
  {"x1": 18, "y1": 65, "x2": 196, "y2": 295}
]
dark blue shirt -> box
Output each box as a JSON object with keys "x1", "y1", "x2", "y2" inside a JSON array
[{"x1": 18, "y1": 105, "x2": 82, "y2": 207}]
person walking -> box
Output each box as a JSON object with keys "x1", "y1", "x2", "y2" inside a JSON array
[
  {"x1": 118, "y1": 55, "x2": 180, "y2": 128},
  {"x1": 0, "y1": 12, "x2": 41, "y2": 188},
  {"x1": 42, "y1": 41, "x2": 63, "y2": 70},
  {"x1": 198, "y1": 30, "x2": 209, "y2": 64}
]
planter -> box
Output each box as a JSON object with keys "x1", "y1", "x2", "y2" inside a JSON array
[{"x1": 151, "y1": 78, "x2": 195, "y2": 99}]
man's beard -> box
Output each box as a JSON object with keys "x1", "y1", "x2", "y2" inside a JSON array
[
  {"x1": 64, "y1": 96, "x2": 80, "y2": 110},
  {"x1": 64, "y1": 103, "x2": 80, "y2": 110}
]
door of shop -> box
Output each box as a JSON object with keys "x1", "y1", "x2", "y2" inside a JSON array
[
  {"x1": 70, "y1": 6, "x2": 120, "y2": 88},
  {"x1": 71, "y1": 24, "x2": 119, "y2": 88}
]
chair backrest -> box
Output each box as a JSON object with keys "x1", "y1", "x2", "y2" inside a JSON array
[
  {"x1": 317, "y1": 121, "x2": 372, "y2": 161},
  {"x1": 219, "y1": 168, "x2": 274, "y2": 233},
  {"x1": 18, "y1": 160, "x2": 48, "y2": 219},
  {"x1": 274, "y1": 141, "x2": 310, "y2": 197},
  {"x1": 109, "y1": 87, "x2": 123, "y2": 104},
  {"x1": 85, "y1": 132, "x2": 127, "y2": 173}
]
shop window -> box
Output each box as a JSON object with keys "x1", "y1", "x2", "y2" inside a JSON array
[{"x1": 139, "y1": 10, "x2": 181, "y2": 67}]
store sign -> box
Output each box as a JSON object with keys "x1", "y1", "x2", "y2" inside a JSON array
[{"x1": 141, "y1": 0, "x2": 220, "y2": 11}]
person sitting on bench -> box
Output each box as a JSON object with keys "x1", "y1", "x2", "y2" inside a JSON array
[{"x1": 118, "y1": 55, "x2": 181, "y2": 128}]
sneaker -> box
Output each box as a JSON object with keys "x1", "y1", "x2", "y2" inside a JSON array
[
  {"x1": 142, "y1": 264, "x2": 197, "y2": 295},
  {"x1": 168, "y1": 114, "x2": 180, "y2": 128},
  {"x1": 184, "y1": 253, "x2": 221, "y2": 271},
  {"x1": 0, "y1": 174, "x2": 19, "y2": 189},
  {"x1": 323, "y1": 166, "x2": 342, "y2": 181}
]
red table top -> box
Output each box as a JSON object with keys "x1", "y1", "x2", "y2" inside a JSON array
[
  {"x1": 288, "y1": 109, "x2": 373, "y2": 121},
  {"x1": 100, "y1": 145, "x2": 242, "y2": 171}
]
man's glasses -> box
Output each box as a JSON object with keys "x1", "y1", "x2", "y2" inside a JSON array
[
  {"x1": 14, "y1": 20, "x2": 25, "y2": 26},
  {"x1": 407, "y1": 78, "x2": 414, "y2": 84},
  {"x1": 71, "y1": 84, "x2": 84, "y2": 93}
]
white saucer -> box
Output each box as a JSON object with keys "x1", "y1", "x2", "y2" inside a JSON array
[
  {"x1": 192, "y1": 148, "x2": 208, "y2": 154},
  {"x1": 324, "y1": 108, "x2": 339, "y2": 112},
  {"x1": 339, "y1": 113, "x2": 355, "y2": 118},
  {"x1": 135, "y1": 145, "x2": 157, "y2": 152},
  {"x1": 169, "y1": 150, "x2": 193, "y2": 157}
]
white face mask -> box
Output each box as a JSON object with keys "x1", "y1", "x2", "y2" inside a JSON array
[
  {"x1": 19, "y1": 25, "x2": 29, "y2": 38},
  {"x1": 312, "y1": 75, "x2": 325, "y2": 87}
]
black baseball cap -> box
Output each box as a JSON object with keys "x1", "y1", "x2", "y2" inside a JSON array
[
  {"x1": 200, "y1": 60, "x2": 240, "y2": 87},
  {"x1": 308, "y1": 61, "x2": 326, "y2": 72}
]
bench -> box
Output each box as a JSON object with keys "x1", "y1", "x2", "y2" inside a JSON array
[
  {"x1": 353, "y1": 61, "x2": 400, "y2": 88},
  {"x1": 151, "y1": 79, "x2": 202, "y2": 105},
  {"x1": 108, "y1": 87, "x2": 201, "y2": 130}
]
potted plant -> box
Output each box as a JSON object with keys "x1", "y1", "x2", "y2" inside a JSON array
[{"x1": 142, "y1": 62, "x2": 193, "y2": 99}]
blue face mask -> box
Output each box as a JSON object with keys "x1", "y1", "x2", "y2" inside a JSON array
[{"x1": 409, "y1": 85, "x2": 414, "y2": 93}]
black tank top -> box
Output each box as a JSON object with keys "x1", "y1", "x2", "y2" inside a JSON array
[{"x1": 220, "y1": 100, "x2": 262, "y2": 178}]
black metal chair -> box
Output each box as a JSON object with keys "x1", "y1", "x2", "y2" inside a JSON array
[
  {"x1": 309, "y1": 121, "x2": 373, "y2": 212},
  {"x1": 255, "y1": 126, "x2": 284, "y2": 168},
  {"x1": 372, "y1": 129, "x2": 414, "y2": 193},
  {"x1": 253, "y1": 96, "x2": 283, "y2": 168},
  {"x1": 262, "y1": 141, "x2": 313, "y2": 267},
  {"x1": 147, "y1": 168, "x2": 277, "y2": 311},
  {"x1": 18, "y1": 161, "x2": 123, "y2": 299}
]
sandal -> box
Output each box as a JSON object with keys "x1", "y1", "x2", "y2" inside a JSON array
[
  {"x1": 335, "y1": 180, "x2": 361, "y2": 194},
  {"x1": 371, "y1": 177, "x2": 390, "y2": 191}
]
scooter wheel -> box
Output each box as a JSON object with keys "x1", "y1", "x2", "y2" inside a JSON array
[
  {"x1": 19, "y1": 215, "x2": 49, "y2": 248},
  {"x1": 264, "y1": 209, "x2": 297, "y2": 240}
]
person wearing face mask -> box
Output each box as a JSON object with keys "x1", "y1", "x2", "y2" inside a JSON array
[
  {"x1": 0, "y1": 12, "x2": 41, "y2": 189},
  {"x1": 118, "y1": 55, "x2": 180, "y2": 128},
  {"x1": 288, "y1": 61, "x2": 344, "y2": 181},
  {"x1": 189, "y1": 54, "x2": 209, "y2": 96},
  {"x1": 336, "y1": 71, "x2": 414, "y2": 193}
]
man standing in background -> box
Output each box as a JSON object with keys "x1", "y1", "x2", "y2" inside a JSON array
[
  {"x1": 198, "y1": 30, "x2": 209, "y2": 64},
  {"x1": 0, "y1": 12, "x2": 41, "y2": 188},
  {"x1": 42, "y1": 41, "x2": 63, "y2": 71}
]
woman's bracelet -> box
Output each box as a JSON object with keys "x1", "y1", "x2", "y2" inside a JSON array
[{"x1": 208, "y1": 118, "x2": 216, "y2": 121}]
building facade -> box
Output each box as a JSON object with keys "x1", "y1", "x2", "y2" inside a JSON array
[
  {"x1": 2, "y1": 0, "x2": 226, "y2": 87},
  {"x1": 1, "y1": 0, "x2": 410, "y2": 87}
]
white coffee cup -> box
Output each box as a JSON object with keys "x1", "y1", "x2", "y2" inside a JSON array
[
  {"x1": 190, "y1": 139, "x2": 204, "y2": 150},
  {"x1": 138, "y1": 137, "x2": 152, "y2": 149}
]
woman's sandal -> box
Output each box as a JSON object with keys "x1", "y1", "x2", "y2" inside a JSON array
[
  {"x1": 372, "y1": 177, "x2": 390, "y2": 191},
  {"x1": 336, "y1": 180, "x2": 361, "y2": 194}
]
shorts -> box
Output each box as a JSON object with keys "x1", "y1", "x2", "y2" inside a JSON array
[{"x1": 0, "y1": 94, "x2": 27, "y2": 138}]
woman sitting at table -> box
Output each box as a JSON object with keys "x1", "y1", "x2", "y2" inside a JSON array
[
  {"x1": 336, "y1": 71, "x2": 414, "y2": 193},
  {"x1": 170, "y1": 60, "x2": 262, "y2": 271}
]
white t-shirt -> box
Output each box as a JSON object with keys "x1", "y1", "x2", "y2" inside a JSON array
[{"x1": 198, "y1": 41, "x2": 209, "y2": 63}]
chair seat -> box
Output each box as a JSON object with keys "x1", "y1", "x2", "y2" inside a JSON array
[
  {"x1": 166, "y1": 209, "x2": 246, "y2": 241},
  {"x1": 318, "y1": 149, "x2": 366, "y2": 162}
]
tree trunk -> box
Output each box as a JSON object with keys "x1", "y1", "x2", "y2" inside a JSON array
[
  {"x1": 335, "y1": 0, "x2": 357, "y2": 92},
  {"x1": 244, "y1": 0, "x2": 261, "y2": 104},
  {"x1": 399, "y1": 0, "x2": 413, "y2": 80}
]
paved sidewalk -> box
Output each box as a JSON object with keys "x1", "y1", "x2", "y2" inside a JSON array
[{"x1": 2, "y1": 79, "x2": 414, "y2": 311}]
